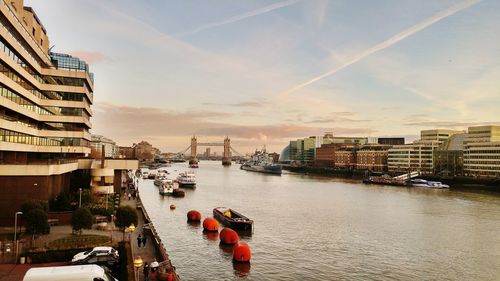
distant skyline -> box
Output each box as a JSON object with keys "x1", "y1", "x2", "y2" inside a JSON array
[{"x1": 28, "y1": 0, "x2": 500, "y2": 153}]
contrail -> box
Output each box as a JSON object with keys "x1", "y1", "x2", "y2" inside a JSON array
[
  {"x1": 280, "y1": 0, "x2": 481, "y2": 97},
  {"x1": 176, "y1": 0, "x2": 302, "y2": 37}
]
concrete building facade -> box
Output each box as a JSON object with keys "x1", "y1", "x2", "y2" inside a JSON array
[
  {"x1": 90, "y1": 134, "x2": 118, "y2": 158},
  {"x1": 0, "y1": 1, "x2": 137, "y2": 225},
  {"x1": 464, "y1": 126, "x2": 500, "y2": 178}
]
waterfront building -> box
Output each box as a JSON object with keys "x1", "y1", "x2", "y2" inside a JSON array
[
  {"x1": 91, "y1": 134, "x2": 118, "y2": 158},
  {"x1": 334, "y1": 146, "x2": 357, "y2": 169},
  {"x1": 387, "y1": 129, "x2": 462, "y2": 174},
  {"x1": 0, "y1": 1, "x2": 137, "y2": 225},
  {"x1": 464, "y1": 125, "x2": 500, "y2": 178},
  {"x1": 433, "y1": 133, "x2": 466, "y2": 176},
  {"x1": 356, "y1": 144, "x2": 391, "y2": 172},
  {"x1": 314, "y1": 143, "x2": 337, "y2": 167}
]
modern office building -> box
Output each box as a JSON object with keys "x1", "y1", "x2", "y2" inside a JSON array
[
  {"x1": 0, "y1": 1, "x2": 137, "y2": 225},
  {"x1": 90, "y1": 135, "x2": 118, "y2": 158},
  {"x1": 464, "y1": 125, "x2": 500, "y2": 178},
  {"x1": 433, "y1": 133, "x2": 466, "y2": 176},
  {"x1": 387, "y1": 129, "x2": 463, "y2": 174}
]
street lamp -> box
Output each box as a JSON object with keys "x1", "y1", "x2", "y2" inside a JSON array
[
  {"x1": 79, "y1": 188, "x2": 82, "y2": 208},
  {"x1": 128, "y1": 224, "x2": 135, "y2": 242},
  {"x1": 133, "y1": 256, "x2": 143, "y2": 281},
  {"x1": 14, "y1": 211, "x2": 23, "y2": 263}
]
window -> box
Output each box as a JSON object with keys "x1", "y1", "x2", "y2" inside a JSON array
[{"x1": 32, "y1": 27, "x2": 35, "y2": 36}]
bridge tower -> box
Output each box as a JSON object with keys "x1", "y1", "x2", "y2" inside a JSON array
[
  {"x1": 222, "y1": 136, "x2": 232, "y2": 166},
  {"x1": 189, "y1": 136, "x2": 198, "y2": 165}
]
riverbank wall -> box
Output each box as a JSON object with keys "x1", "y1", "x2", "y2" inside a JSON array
[
  {"x1": 137, "y1": 195, "x2": 180, "y2": 280},
  {"x1": 283, "y1": 166, "x2": 500, "y2": 192}
]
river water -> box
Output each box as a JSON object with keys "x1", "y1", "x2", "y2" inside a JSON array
[{"x1": 139, "y1": 161, "x2": 500, "y2": 281}]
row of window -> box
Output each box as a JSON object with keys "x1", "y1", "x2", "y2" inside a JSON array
[
  {"x1": 0, "y1": 38, "x2": 45, "y2": 84},
  {"x1": 0, "y1": 128, "x2": 88, "y2": 147},
  {"x1": 0, "y1": 85, "x2": 88, "y2": 118}
]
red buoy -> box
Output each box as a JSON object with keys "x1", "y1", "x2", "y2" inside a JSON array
[
  {"x1": 187, "y1": 210, "x2": 202, "y2": 222},
  {"x1": 233, "y1": 242, "x2": 251, "y2": 262},
  {"x1": 202, "y1": 217, "x2": 219, "y2": 232},
  {"x1": 220, "y1": 228, "x2": 239, "y2": 245}
]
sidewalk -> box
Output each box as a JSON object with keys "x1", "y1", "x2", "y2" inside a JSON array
[{"x1": 121, "y1": 197, "x2": 158, "y2": 281}]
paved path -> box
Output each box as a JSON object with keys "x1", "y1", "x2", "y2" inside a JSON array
[{"x1": 121, "y1": 197, "x2": 158, "y2": 281}]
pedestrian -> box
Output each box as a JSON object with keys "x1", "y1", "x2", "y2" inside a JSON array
[
  {"x1": 142, "y1": 235, "x2": 147, "y2": 248},
  {"x1": 143, "y1": 262, "x2": 150, "y2": 281},
  {"x1": 128, "y1": 192, "x2": 131, "y2": 201},
  {"x1": 137, "y1": 234, "x2": 142, "y2": 248}
]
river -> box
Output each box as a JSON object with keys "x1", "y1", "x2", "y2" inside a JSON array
[{"x1": 139, "y1": 161, "x2": 500, "y2": 281}]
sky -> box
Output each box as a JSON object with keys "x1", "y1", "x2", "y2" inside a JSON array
[{"x1": 27, "y1": 0, "x2": 500, "y2": 154}]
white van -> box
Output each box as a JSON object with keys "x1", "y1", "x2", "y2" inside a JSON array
[{"x1": 23, "y1": 264, "x2": 117, "y2": 281}]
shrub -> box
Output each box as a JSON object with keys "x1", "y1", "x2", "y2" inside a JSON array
[
  {"x1": 49, "y1": 192, "x2": 72, "y2": 212},
  {"x1": 115, "y1": 206, "x2": 138, "y2": 230},
  {"x1": 72, "y1": 208, "x2": 93, "y2": 233},
  {"x1": 25, "y1": 208, "x2": 50, "y2": 235},
  {"x1": 28, "y1": 248, "x2": 92, "y2": 264},
  {"x1": 90, "y1": 206, "x2": 112, "y2": 217},
  {"x1": 21, "y1": 199, "x2": 48, "y2": 214}
]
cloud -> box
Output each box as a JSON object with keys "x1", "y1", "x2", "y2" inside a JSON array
[
  {"x1": 279, "y1": 0, "x2": 481, "y2": 96},
  {"x1": 70, "y1": 50, "x2": 110, "y2": 64},
  {"x1": 405, "y1": 121, "x2": 500, "y2": 128},
  {"x1": 202, "y1": 100, "x2": 269, "y2": 108},
  {"x1": 91, "y1": 102, "x2": 375, "y2": 152},
  {"x1": 175, "y1": 0, "x2": 303, "y2": 37}
]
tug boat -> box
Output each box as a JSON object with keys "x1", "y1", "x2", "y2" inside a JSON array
[
  {"x1": 177, "y1": 171, "x2": 196, "y2": 187},
  {"x1": 154, "y1": 172, "x2": 168, "y2": 186},
  {"x1": 213, "y1": 207, "x2": 253, "y2": 231}
]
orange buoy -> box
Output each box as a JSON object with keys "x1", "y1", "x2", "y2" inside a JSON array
[
  {"x1": 202, "y1": 217, "x2": 219, "y2": 232},
  {"x1": 219, "y1": 228, "x2": 239, "y2": 245},
  {"x1": 233, "y1": 242, "x2": 251, "y2": 262},
  {"x1": 187, "y1": 210, "x2": 202, "y2": 222},
  {"x1": 170, "y1": 204, "x2": 176, "y2": 210}
]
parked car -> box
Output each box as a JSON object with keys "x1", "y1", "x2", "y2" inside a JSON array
[{"x1": 71, "y1": 246, "x2": 119, "y2": 263}]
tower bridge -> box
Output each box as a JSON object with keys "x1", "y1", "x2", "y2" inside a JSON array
[{"x1": 176, "y1": 136, "x2": 243, "y2": 166}]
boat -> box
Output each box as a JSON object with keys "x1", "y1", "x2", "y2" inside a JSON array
[
  {"x1": 411, "y1": 179, "x2": 449, "y2": 189},
  {"x1": 154, "y1": 172, "x2": 168, "y2": 186},
  {"x1": 362, "y1": 175, "x2": 408, "y2": 187},
  {"x1": 240, "y1": 149, "x2": 281, "y2": 175},
  {"x1": 148, "y1": 170, "x2": 157, "y2": 180},
  {"x1": 177, "y1": 171, "x2": 196, "y2": 187},
  {"x1": 189, "y1": 163, "x2": 199, "y2": 168},
  {"x1": 213, "y1": 207, "x2": 253, "y2": 231},
  {"x1": 142, "y1": 170, "x2": 149, "y2": 179},
  {"x1": 159, "y1": 179, "x2": 174, "y2": 195}
]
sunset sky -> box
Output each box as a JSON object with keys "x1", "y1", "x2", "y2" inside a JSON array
[{"x1": 28, "y1": 0, "x2": 500, "y2": 153}]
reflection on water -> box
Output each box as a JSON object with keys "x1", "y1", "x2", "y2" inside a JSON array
[
  {"x1": 202, "y1": 230, "x2": 219, "y2": 242},
  {"x1": 233, "y1": 262, "x2": 251, "y2": 278},
  {"x1": 140, "y1": 161, "x2": 500, "y2": 280}
]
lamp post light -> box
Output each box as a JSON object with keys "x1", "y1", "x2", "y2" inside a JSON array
[
  {"x1": 14, "y1": 211, "x2": 23, "y2": 263},
  {"x1": 128, "y1": 224, "x2": 135, "y2": 242},
  {"x1": 79, "y1": 188, "x2": 82, "y2": 208},
  {"x1": 133, "y1": 256, "x2": 143, "y2": 281}
]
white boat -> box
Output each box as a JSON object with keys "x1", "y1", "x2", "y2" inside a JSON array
[
  {"x1": 142, "y1": 170, "x2": 149, "y2": 179},
  {"x1": 177, "y1": 171, "x2": 196, "y2": 187},
  {"x1": 411, "y1": 179, "x2": 449, "y2": 189},
  {"x1": 159, "y1": 179, "x2": 174, "y2": 195},
  {"x1": 154, "y1": 172, "x2": 168, "y2": 186}
]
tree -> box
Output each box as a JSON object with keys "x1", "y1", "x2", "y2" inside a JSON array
[
  {"x1": 72, "y1": 208, "x2": 93, "y2": 234},
  {"x1": 115, "y1": 206, "x2": 138, "y2": 229},
  {"x1": 21, "y1": 199, "x2": 48, "y2": 214},
  {"x1": 115, "y1": 206, "x2": 138, "y2": 240},
  {"x1": 24, "y1": 208, "x2": 50, "y2": 236},
  {"x1": 49, "y1": 192, "x2": 71, "y2": 211}
]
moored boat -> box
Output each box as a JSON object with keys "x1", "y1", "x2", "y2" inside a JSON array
[
  {"x1": 241, "y1": 149, "x2": 281, "y2": 175},
  {"x1": 213, "y1": 207, "x2": 253, "y2": 231},
  {"x1": 411, "y1": 179, "x2": 449, "y2": 189},
  {"x1": 159, "y1": 179, "x2": 174, "y2": 195},
  {"x1": 189, "y1": 163, "x2": 199, "y2": 168},
  {"x1": 177, "y1": 171, "x2": 196, "y2": 187}
]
